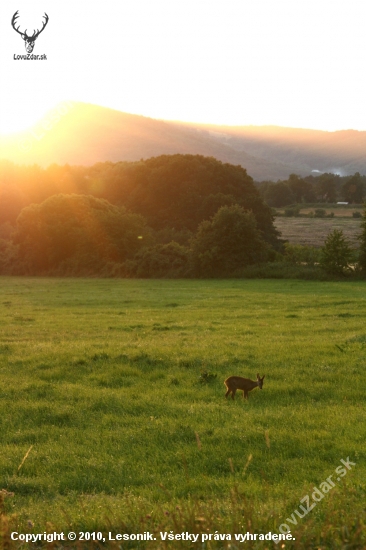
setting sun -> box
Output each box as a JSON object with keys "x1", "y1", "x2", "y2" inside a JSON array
[{"x1": 0, "y1": 100, "x2": 60, "y2": 135}]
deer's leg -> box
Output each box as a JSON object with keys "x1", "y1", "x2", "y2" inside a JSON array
[
  {"x1": 225, "y1": 388, "x2": 231, "y2": 398},
  {"x1": 231, "y1": 389, "x2": 236, "y2": 400},
  {"x1": 244, "y1": 390, "x2": 248, "y2": 399}
]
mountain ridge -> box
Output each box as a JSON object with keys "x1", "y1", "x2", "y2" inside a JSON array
[{"x1": 1, "y1": 102, "x2": 366, "y2": 180}]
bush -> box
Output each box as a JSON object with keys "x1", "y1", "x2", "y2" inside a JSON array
[
  {"x1": 126, "y1": 241, "x2": 190, "y2": 278},
  {"x1": 0, "y1": 239, "x2": 20, "y2": 275},
  {"x1": 314, "y1": 208, "x2": 326, "y2": 218},
  {"x1": 284, "y1": 207, "x2": 300, "y2": 217},
  {"x1": 198, "y1": 370, "x2": 217, "y2": 384},
  {"x1": 283, "y1": 243, "x2": 321, "y2": 266},
  {"x1": 237, "y1": 262, "x2": 327, "y2": 280},
  {"x1": 353, "y1": 211, "x2": 362, "y2": 218}
]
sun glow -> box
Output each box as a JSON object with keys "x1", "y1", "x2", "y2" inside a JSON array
[
  {"x1": 1, "y1": 1, "x2": 366, "y2": 138},
  {"x1": 0, "y1": 101, "x2": 59, "y2": 135}
]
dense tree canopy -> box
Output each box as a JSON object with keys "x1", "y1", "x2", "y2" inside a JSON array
[
  {"x1": 2, "y1": 154, "x2": 365, "y2": 278},
  {"x1": 99, "y1": 155, "x2": 279, "y2": 246},
  {"x1": 341, "y1": 172, "x2": 365, "y2": 203},
  {"x1": 315, "y1": 173, "x2": 338, "y2": 202},
  {"x1": 0, "y1": 155, "x2": 279, "y2": 247},
  {"x1": 13, "y1": 194, "x2": 149, "y2": 273},
  {"x1": 287, "y1": 174, "x2": 316, "y2": 203},
  {"x1": 191, "y1": 205, "x2": 269, "y2": 276},
  {"x1": 258, "y1": 172, "x2": 366, "y2": 206},
  {"x1": 263, "y1": 181, "x2": 295, "y2": 207}
]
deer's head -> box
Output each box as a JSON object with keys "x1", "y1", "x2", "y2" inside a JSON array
[
  {"x1": 257, "y1": 373, "x2": 265, "y2": 389},
  {"x1": 11, "y1": 11, "x2": 49, "y2": 53}
]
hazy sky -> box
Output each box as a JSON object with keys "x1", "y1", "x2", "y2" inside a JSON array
[{"x1": 1, "y1": 0, "x2": 366, "y2": 133}]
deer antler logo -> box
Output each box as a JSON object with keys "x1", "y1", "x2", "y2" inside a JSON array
[{"x1": 11, "y1": 11, "x2": 49, "y2": 53}]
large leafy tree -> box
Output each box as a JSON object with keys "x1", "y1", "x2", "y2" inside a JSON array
[
  {"x1": 315, "y1": 173, "x2": 338, "y2": 203},
  {"x1": 263, "y1": 181, "x2": 295, "y2": 207},
  {"x1": 1, "y1": 156, "x2": 281, "y2": 250},
  {"x1": 191, "y1": 204, "x2": 269, "y2": 276},
  {"x1": 287, "y1": 174, "x2": 316, "y2": 203},
  {"x1": 13, "y1": 194, "x2": 149, "y2": 273},
  {"x1": 341, "y1": 172, "x2": 365, "y2": 203},
  {"x1": 105, "y1": 155, "x2": 280, "y2": 248}
]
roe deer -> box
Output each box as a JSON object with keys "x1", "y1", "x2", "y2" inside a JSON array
[{"x1": 224, "y1": 373, "x2": 265, "y2": 400}]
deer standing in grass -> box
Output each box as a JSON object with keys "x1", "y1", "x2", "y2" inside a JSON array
[{"x1": 224, "y1": 373, "x2": 265, "y2": 400}]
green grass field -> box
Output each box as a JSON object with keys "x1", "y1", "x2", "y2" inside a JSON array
[{"x1": 0, "y1": 277, "x2": 365, "y2": 548}]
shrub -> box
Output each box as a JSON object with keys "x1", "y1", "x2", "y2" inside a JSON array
[
  {"x1": 0, "y1": 239, "x2": 19, "y2": 275},
  {"x1": 198, "y1": 369, "x2": 217, "y2": 384},
  {"x1": 353, "y1": 211, "x2": 362, "y2": 218},
  {"x1": 126, "y1": 241, "x2": 190, "y2": 278},
  {"x1": 284, "y1": 243, "x2": 321, "y2": 266},
  {"x1": 237, "y1": 262, "x2": 327, "y2": 280},
  {"x1": 284, "y1": 207, "x2": 300, "y2": 217},
  {"x1": 314, "y1": 208, "x2": 326, "y2": 218}
]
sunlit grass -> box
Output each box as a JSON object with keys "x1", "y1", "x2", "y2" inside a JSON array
[{"x1": 0, "y1": 277, "x2": 365, "y2": 547}]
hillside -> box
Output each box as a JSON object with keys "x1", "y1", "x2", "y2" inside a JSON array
[
  {"x1": 1, "y1": 102, "x2": 366, "y2": 180},
  {"x1": 185, "y1": 123, "x2": 366, "y2": 177},
  {"x1": 0, "y1": 103, "x2": 293, "y2": 181}
]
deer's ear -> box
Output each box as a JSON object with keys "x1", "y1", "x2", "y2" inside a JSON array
[
  {"x1": 256, "y1": 373, "x2": 260, "y2": 378},
  {"x1": 262, "y1": 375, "x2": 265, "y2": 380}
]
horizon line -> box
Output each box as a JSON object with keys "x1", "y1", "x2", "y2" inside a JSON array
[{"x1": 1, "y1": 100, "x2": 364, "y2": 137}]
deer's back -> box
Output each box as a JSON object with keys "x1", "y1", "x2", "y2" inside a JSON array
[{"x1": 224, "y1": 376, "x2": 252, "y2": 389}]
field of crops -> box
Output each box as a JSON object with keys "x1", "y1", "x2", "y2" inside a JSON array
[
  {"x1": 0, "y1": 277, "x2": 365, "y2": 548},
  {"x1": 274, "y1": 216, "x2": 362, "y2": 247}
]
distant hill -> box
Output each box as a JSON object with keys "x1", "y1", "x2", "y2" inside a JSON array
[
  {"x1": 1, "y1": 102, "x2": 366, "y2": 180},
  {"x1": 184, "y1": 123, "x2": 366, "y2": 178}
]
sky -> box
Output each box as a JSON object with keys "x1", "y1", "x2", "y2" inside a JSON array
[{"x1": 1, "y1": 0, "x2": 366, "y2": 134}]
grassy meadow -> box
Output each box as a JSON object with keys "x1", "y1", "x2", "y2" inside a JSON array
[{"x1": 0, "y1": 277, "x2": 365, "y2": 548}]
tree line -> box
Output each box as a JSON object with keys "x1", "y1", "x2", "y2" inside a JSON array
[
  {"x1": 0, "y1": 155, "x2": 365, "y2": 278},
  {"x1": 257, "y1": 172, "x2": 366, "y2": 207},
  {"x1": 0, "y1": 155, "x2": 279, "y2": 277}
]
